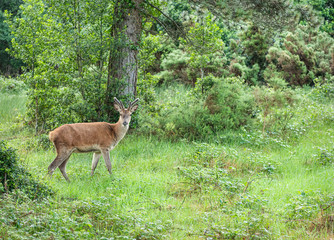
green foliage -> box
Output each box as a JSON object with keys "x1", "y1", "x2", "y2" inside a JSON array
[
  {"x1": 0, "y1": 192, "x2": 171, "y2": 239},
  {"x1": 0, "y1": 93, "x2": 26, "y2": 140},
  {"x1": 312, "y1": 76, "x2": 334, "y2": 102},
  {"x1": 312, "y1": 147, "x2": 334, "y2": 165},
  {"x1": 239, "y1": 128, "x2": 293, "y2": 149},
  {"x1": 284, "y1": 191, "x2": 334, "y2": 223},
  {"x1": 161, "y1": 49, "x2": 189, "y2": 71},
  {"x1": 153, "y1": 93, "x2": 211, "y2": 140},
  {"x1": 175, "y1": 144, "x2": 242, "y2": 197},
  {"x1": 242, "y1": 63, "x2": 261, "y2": 85},
  {"x1": 4, "y1": 0, "x2": 122, "y2": 131},
  {"x1": 0, "y1": 76, "x2": 26, "y2": 93},
  {"x1": 184, "y1": 142, "x2": 223, "y2": 167},
  {"x1": 193, "y1": 74, "x2": 218, "y2": 96},
  {"x1": 139, "y1": 32, "x2": 163, "y2": 75},
  {"x1": 0, "y1": 0, "x2": 23, "y2": 75},
  {"x1": 305, "y1": 0, "x2": 334, "y2": 37},
  {"x1": 0, "y1": 141, "x2": 53, "y2": 199},
  {"x1": 159, "y1": 49, "x2": 190, "y2": 84},
  {"x1": 227, "y1": 52, "x2": 262, "y2": 85},
  {"x1": 204, "y1": 194, "x2": 273, "y2": 239},
  {"x1": 1, "y1": 90, "x2": 334, "y2": 239},
  {"x1": 253, "y1": 85, "x2": 298, "y2": 138},
  {"x1": 5, "y1": 0, "x2": 76, "y2": 131},
  {"x1": 172, "y1": 142, "x2": 279, "y2": 239},
  {"x1": 176, "y1": 165, "x2": 243, "y2": 195},
  {"x1": 1, "y1": 0, "x2": 334, "y2": 238},
  {"x1": 138, "y1": 79, "x2": 255, "y2": 140},
  {"x1": 154, "y1": 0, "x2": 191, "y2": 40},
  {"x1": 156, "y1": 14, "x2": 229, "y2": 86},
  {"x1": 265, "y1": 24, "x2": 334, "y2": 86},
  {"x1": 182, "y1": 14, "x2": 225, "y2": 80},
  {"x1": 240, "y1": 24, "x2": 269, "y2": 70},
  {"x1": 138, "y1": 83, "x2": 203, "y2": 139},
  {"x1": 205, "y1": 77, "x2": 255, "y2": 129}
]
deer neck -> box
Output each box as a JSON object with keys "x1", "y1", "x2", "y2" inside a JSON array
[{"x1": 114, "y1": 120, "x2": 129, "y2": 141}]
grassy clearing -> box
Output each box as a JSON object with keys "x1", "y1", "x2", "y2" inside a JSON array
[
  {"x1": 0, "y1": 93, "x2": 26, "y2": 122},
  {"x1": 0, "y1": 93, "x2": 27, "y2": 139},
  {"x1": 1, "y1": 91, "x2": 334, "y2": 239}
]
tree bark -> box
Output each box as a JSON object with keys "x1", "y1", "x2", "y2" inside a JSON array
[{"x1": 106, "y1": 0, "x2": 143, "y2": 105}]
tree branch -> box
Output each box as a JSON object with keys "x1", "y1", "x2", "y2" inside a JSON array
[{"x1": 140, "y1": 1, "x2": 191, "y2": 43}]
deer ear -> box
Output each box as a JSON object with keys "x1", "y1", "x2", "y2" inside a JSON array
[
  {"x1": 129, "y1": 104, "x2": 138, "y2": 113},
  {"x1": 114, "y1": 103, "x2": 122, "y2": 112}
]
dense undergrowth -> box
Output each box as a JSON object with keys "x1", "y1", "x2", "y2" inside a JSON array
[
  {"x1": 0, "y1": 141, "x2": 53, "y2": 199},
  {"x1": 0, "y1": 80, "x2": 334, "y2": 239},
  {"x1": 1, "y1": 0, "x2": 334, "y2": 238}
]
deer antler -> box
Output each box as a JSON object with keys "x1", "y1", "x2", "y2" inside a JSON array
[
  {"x1": 128, "y1": 98, "x2": 139, "y2": 109},
  {"x1": 114, "y1": 97, "x2": 125, "y2": 110}
]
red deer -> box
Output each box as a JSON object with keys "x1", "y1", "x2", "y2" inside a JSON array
[{"x1": 48, "y1": 97, "x2": 139, "y2": 181}]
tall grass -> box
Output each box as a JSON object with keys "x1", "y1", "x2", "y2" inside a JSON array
[
  {"x1": 0, "y1": 93, "x2": 27, "y2": 141},
  {"x1": 1, "y1": 89, "x2": 334, "y2": 239},
  {"x1": 0, "y1": 93, "x2": 26, "y2": 124}
]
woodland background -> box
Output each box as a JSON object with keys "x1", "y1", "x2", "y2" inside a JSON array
[{"x1": 0, "y1": 0, "x2": 334, "y2": 239}]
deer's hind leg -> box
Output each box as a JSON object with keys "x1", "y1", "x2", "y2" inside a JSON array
[
  {"x1": 48, "y1": 146, "x2": 72, "y2": 180},
  {"x1": 58, "y1": 155, "x2": 72, "y2": 182}
]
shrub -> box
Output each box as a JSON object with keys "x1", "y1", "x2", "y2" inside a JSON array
[
  {"x1": 312, "y1": 76, "x2": 334, "y2": 103},
  {"x1": 253, "y1": 85, "x2": 297, "y2": 136},
  {"x1": 204, "y1": 77, "x2": 255, "y2": 129},
  {"x1": 203, "y1": 194, "x2": 273, "y2": 239},
  {"x1": 312, "y1": 147, "x2": 334, "y2": 166},
  {"x1": 162, "y1": 98, "x2": 213, "y2": 140},
  {"x1": 138, "y1": 79, "x2": 255, "y2": 141},
  {"x1": 240, "y1": 24, "x2": 269, "y2": 70},
  {"x1": 0, "y1": 76, "x2": 26, "y2": 93},
  {"x1": 159, "y1": 49, "x2": 190, "y2": 84},
  {"x1": 265, "y1": 24, "x2": 334, "y2": 86},
  {"x1": 0, "y1": 195, "x2": 171, "y2": 239},
  {"x1": 0, "y1": 141, "x2": 53, "y2": 199},
  {"x1": 193, "y1": 74, "x2": 218, "y2": 96},
  {"x1": 283, "y1": 190, "x2": 334, "y2": 230}
]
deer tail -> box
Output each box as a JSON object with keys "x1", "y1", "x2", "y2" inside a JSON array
[{"x1": 49, "y1": 131, "x2": 54, "y2": 142}]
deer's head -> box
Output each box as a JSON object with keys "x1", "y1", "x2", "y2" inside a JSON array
[{"x1": 114, "y1": 97, "x2": 139, "y2": 127}]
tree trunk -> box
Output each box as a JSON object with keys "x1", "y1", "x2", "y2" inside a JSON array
[{"x1": 106, "y1": 0, "x2": 143, "y2": 106}]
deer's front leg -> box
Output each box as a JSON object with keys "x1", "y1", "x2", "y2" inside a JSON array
[
  {"x1": 91, "y1": 152, "x2": 101, "y2": 176},
  {"x1": 101, "y1": 150, "x2": 112, "y2": 174}
]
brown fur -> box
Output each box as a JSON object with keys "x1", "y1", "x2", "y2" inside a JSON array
[
  {"x1": 50, "y1": 122, "x2": 117, "y2": 151},
  {"x1": 48, "y1": 98, "x2": 138, "y2": 182}
]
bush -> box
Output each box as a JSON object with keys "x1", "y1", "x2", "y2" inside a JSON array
[
  {"x1": 159, "y1": 49, "x2": 190, "y2": 84},
  {"x1": 0, "y1": 141, "x2": 53, "y2": 199},
  {"x1": 312, "y1": 147, "x2": 334, "y2": 166},
  {"x1": 0, "y1": 76, "x2": 26, "y2": 93},
  {"x1": 265, "y1": 24, "x2": 334, "y2": 86},
  {"x1": 253, "y1": 85, "x2": 297, "y2": 137},
  {"x1": 283, "y1": 190, "x2": 334, "y2": 231},
  {"x1": 138, "y1": 79, "x2": 255, "y2": 141},
  {"x1": 240, "y1": 24, "x2": 269, "y2": 70},
  {"x1": 202, "y1": 194, "x2": 273, "y2": 239},
  {"x1": 311, "y1": 76, "x2": 334, "y2": 103},
  {"x1": 204, "y1": 77, "x2": 255, "y2": 129},
  {"x1": 0, "y1": 194, "x2": 171, "y2": 239}
]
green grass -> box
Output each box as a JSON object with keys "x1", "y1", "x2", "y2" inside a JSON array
[
  {"x1": 0, "y1": 93, "x2": 25, "y2": 123},
  {"x1": 0, "y1": 93, "x2": 27, "y2": 141},
  {"x1": 1, "y1": 91, "x2": 334, "y2": 239}
]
